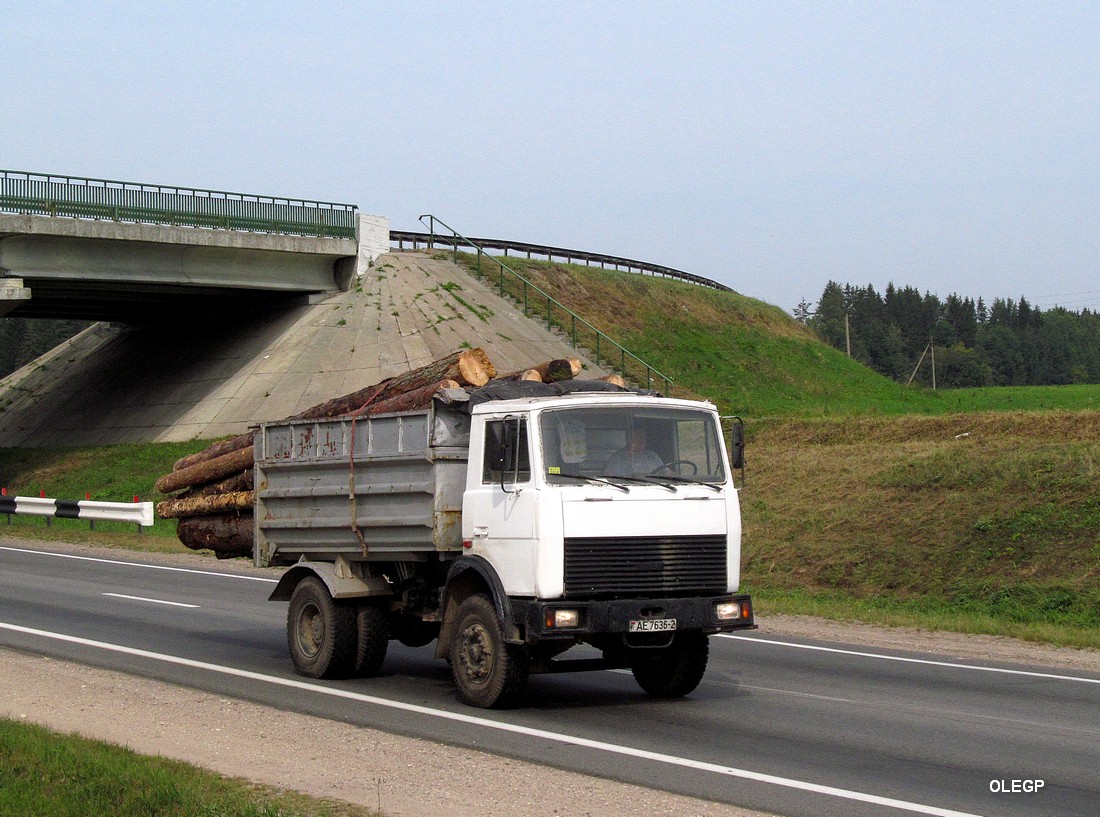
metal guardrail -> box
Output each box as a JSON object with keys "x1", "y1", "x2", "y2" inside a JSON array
[
  {"x1": 408, "y1": 215, "x2": 674, "y2": 393},
  {"x1": 0, "y1": 170, "x2": 358, "y2": 239},
  {"x1": 390, "y1": 229, "x2": 732, "y2": 293},
  {"x1": 1, "y1": 490, "x2": 154, "y2": 531}
]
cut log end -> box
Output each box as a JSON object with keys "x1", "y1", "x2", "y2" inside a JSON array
[{"x1": 456, "y1": 348, "x2": 495, "y2": 386}]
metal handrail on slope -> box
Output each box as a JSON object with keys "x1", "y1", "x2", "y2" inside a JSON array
[
  {"x1": 413, "y1": 214, "x2": 673, "y2": 394},
  {"x1": 0, "y1": 169, "x2": 358, "y2": 239},
  {"x1": 389, "y1": 229, "x2": 732, "y2": 293}
]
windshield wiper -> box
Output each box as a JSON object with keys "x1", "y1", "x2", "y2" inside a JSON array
[
  {"x1": 648, "y1": 474, "x2": 723, "y2": 492},
  {"x1": 590, "y1": 473, "x2": 680, "y2": 492},
  {"x1": 553, "y1": 472, "x2": 630, "y2": 492}
]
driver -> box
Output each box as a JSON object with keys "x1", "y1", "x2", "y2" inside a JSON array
[{"x1": 605, "y1": 427, "x2": 665, "y2": 477}]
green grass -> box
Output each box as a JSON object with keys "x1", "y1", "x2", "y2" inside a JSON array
[
  {"x1": 927, "y1": 383, "x2": 1100, "y2": 412},
  {"x1": 0, "y1": 440, "x2": 208, "y2": 541},
  {"x1": 0, "y1": 718, "x2": 377, "y2": 817},
  {"x1": 741, "y1": 411, "x2": 1100, "y2": 648},
  {"x1": 747, "y1": 587, "x2": 1100, "y2": 650}
]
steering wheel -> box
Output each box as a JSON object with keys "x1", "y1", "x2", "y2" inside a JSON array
[{"x1": 651, "y1": 459, "x2": 698, "y2": 476}]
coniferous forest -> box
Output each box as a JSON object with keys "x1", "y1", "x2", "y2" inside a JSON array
[{"x1": 799, "y1": 282, "x2": 1100, "y2": 388}]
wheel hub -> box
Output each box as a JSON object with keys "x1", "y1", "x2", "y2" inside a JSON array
[
  {"x1": 458, "y1": 622, "x2": 494, "y2": 682},
  {"x1": 297, "y1": 603, "x2": 323, "y2": 658}
]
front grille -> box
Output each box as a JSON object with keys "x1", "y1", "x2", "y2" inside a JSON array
[{"x1": 563, "y1": 534, "x2": 727, "y2": 598}]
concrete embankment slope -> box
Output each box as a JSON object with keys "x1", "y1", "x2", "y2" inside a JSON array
[{"x1": 0, "y1": 251, "x2": 611, "y2": 447}]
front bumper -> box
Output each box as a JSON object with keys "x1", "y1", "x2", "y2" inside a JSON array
[{"x1": 512, "y1": 593, "x2": 755, "y2": 641}]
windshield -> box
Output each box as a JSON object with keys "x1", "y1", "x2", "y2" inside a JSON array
[{"x1": 538, "y1": 405, "x2": 726, "y2": 485}]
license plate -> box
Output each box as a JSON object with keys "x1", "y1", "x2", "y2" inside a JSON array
[{"x1": 629, "y1": 618, "x2": 677, "y2": 633}]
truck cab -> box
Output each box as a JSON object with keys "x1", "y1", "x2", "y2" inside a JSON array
[{"x1": 446, "y1": 392, "x2": 754, "y2": 706}]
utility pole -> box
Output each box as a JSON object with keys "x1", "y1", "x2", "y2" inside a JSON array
[
  {"x1": 845, "y1": 313, "x2": 851, "y2": 357},
  {"x1": 930, "y1": 336, "x2": 936, "y2": 390}
]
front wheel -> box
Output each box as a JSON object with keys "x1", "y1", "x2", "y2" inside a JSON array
[
  {"x1": 450, "y1": 595, "x2": 529, "y2": 708},
  {"x1": 287, "y1": 577, "x2": 357, "y2": 679},
  {"x1": 630, "y1": 631, "x2": 709, "y2": 698}
]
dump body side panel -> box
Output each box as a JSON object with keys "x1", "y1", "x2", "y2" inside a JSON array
[{"x1": 254, "y1": 406, "x2": 469, "y2": 567}]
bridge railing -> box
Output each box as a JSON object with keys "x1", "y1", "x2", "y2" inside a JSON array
[
  {"x1": 0, "y1": 170, "x2": 358, "y2": 239},
  {"x1": 390, "y1": 229, "x2": 732, "y2": 293},
  {"x1": 410, "y1": 215, "x2": 673, "y2": 394}
]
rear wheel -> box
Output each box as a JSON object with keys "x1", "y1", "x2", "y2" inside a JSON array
[
  {"x1": 630, "y1": 631, "x2": 709, "y2": 698},
  {"x1": 287, "y1": 577, "x2": 357, "y2": 679},
  {"x1": 354, "y1": 603, "x2": 389, "y2": 677},
  {"x1": 450, "y1": 594, "x2": 529, "y2": 708}
]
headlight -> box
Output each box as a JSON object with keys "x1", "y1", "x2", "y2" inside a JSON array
[
  {"x1": 716, "y1": 600, "x2": 752, "y2": 621},
  {"x1": 545, "y1": 608, "x2": 580, "y2": 628}
]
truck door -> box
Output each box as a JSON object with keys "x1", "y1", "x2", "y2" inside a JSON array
[{"x1": 463, "y1": 416, "x2": 539, "y2": 595}]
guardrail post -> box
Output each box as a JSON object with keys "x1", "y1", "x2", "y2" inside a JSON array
[{"x1": 426, "y1": 215, "x2": 435, "y2": 249}]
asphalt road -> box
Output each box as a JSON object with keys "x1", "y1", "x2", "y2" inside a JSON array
[{"x1": 1, "y1": 542, "x2": 1097, "y2": 817}]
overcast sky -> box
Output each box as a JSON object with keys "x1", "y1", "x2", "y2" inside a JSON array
[{"x1": 4, "y1": 2, "x2": 1098, "y2": 314}]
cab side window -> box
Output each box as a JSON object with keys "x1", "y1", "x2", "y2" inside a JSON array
[{"x1": 482, "y1": 419, "x2": 531, "y2": 484}]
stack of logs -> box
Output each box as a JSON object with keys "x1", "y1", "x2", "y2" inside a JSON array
[{"x1": 155, "y1": 348, "x2": 623, "y2": 558}]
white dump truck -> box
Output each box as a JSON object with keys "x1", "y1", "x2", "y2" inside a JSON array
[{"x1": 255, "y1": 381, "x2": 754, "y2": 707}]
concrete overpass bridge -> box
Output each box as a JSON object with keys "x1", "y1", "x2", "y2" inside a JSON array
[{"x1": 0, "y1": 170, "x2": 389, "y2": 322}]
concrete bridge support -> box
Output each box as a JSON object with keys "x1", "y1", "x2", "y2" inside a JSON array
[
  {"x1": 0, "y1": 251, "x2": 609, "y2": 447},
  {"x1": 0, "y1": 277, "x2": 31, "y2": 318}
]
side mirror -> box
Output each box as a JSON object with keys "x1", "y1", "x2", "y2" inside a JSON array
[{"x1": 729, "y1": 419, "x2": 745, "y2": 471}]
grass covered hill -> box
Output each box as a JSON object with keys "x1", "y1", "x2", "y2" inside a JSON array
[{"x1": 456, "y1": 253, "x2": 939, "y2": 418}]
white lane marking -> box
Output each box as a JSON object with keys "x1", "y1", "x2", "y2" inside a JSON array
[
  {"x1": 0, "y1": 545, "x2": 277, "y2": 583},
  {"x1": 719, "y1": 634, "x2": 1100, "y2": 685},
  {"x1": 102, "y1": 593, "x2": 200, "y2": 609},
  {"x1": 0, "y1": 621, "x2": 984, "y2": 817}
]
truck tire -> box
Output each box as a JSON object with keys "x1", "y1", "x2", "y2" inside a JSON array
[
  {"x1": 354, "y1": 603, "x2": 389, "y2": 677},
  {"x1": 450, "y1": 594, "x2": 529, "y2": 708},
  {"x1": 630, "y1": 631, "x2": 709, "y2": 698},
  {"x1": 287, "y1": 577, "x2": 357, "y2": 679}
]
